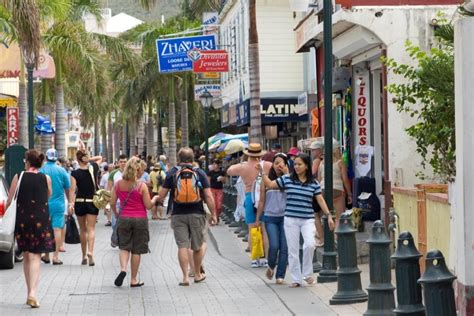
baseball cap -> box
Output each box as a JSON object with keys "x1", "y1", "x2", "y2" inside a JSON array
[
  {"x1": 272, "y1": 143, "x2": 282, "y2": 150},
  {"x1": 46, "y1": 148, "x2": 58, "y2": 161}
]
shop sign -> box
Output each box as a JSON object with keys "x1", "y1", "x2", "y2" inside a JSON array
[
  {"x1": 236, "y1": 100, "x2": 250, "y2": 126},
  {"x1": 156, "y1": 34, "x2": 217, "y2": 73},
  {"x1": 354, "y1": 70, "x2": 371, "y2": 146},
  {"x1": 201, "y1": 72, "x2": 220, "y2": 79},
  {"x1": 260, "y1": 98, "x2": 308, "y2": 123},
  {"x1": 297, "y1": 92, "x2": 308, "y2": 116},
  {"x1": 80, "y1": 132, "x2": 92, "y2": 141},
  {"x1": 0, "y1": 97, "x2": 17, "y2": 108},
  {"x1": 192, "y1": 50, "x2": 229, "y2": 73},
  {"x1": 203, "y1": 12, "x2": 219, "y2": 33},
  {"x1": 221, "y1": 103, "x2": 229, "y2": 127},
  {"x1": 6, "y1": 107, "x2": 19, "y2": 147},
  {"x1": 194, "y1": 84, "x2": 221, "y2": 101}
]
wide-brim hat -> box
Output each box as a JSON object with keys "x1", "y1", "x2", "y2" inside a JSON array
[{"x1": 243, "y1": 143, "x2": 266, "y2": 157}]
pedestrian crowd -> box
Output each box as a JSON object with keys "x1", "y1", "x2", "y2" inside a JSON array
[{"x1": 4, "y1": 139, "x2": 351, "y2": 308}]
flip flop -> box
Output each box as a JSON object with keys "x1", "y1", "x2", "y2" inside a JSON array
[
  {"x1": 179, "y1": 282, "x2": 190, "y2": 286},
  {"x1": 289, "y1": 283, "x2": 301, "y2": 288},
  {"x1": 114, "y1": 271, "x2": 127, "y2": 287},
  {"x1": 52, "y1": 260, "x2": 63, "y2": 265},
  {"x1": 130, "y1": 282, "x2": 144, "y2": 287},
  {"x1": 194, "y1": 275, "x2": 206, "y2": 283},
  {"x1": 304, "y1": 277, "x2": 316, "y2": 286},
  {"x1": 41, "y1": 256, "x2": 50, "y2": 264},
  {"x1": 266, "y1": 268, "x2": 274, "y2": 280}
]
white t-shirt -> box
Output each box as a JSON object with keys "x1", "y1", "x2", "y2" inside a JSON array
[
  {"x1": 100, "y1": 172, "x2": 109, "y2": 189},
  {"x1": 113, "y1": 170, "x2": 123, "y2": 186},
  {"x1": 355, "y1": 145, "x2": 374, "y2": 177}
]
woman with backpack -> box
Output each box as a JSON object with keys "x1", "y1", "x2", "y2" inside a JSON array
[
  {"x1": 257, "y1": 153, "x2": 335, "y2": 288},
  {"x1": 110, "y1": 157, "x2": 158, "y2": 287}
]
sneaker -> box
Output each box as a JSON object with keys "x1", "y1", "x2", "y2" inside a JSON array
[
  {"x1": 258, "y1": 259, "x2": 268, "y2": 267},
  {"x1": 251, "y1": 260, "x2": 259, "y2": 268}
]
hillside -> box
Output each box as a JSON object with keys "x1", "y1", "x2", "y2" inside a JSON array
[{"x1": 99, "y1": 0, "x2": 182, "y2": 22}]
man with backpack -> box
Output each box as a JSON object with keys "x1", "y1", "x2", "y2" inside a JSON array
[{"x1": 157, "y1": 147, "x2": 217, "y2": 286}]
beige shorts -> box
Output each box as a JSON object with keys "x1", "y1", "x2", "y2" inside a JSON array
[
  {"x1": 171, "y1": 214, "x2": 207, "y2": 251},
  {"x1": 117, "y1": 217, "x2": 150, "y2": 254}
]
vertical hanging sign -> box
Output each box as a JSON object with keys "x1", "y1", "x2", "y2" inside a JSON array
[
  {"x1": 7, "y1": 107, "x2": 19, "y2": 147},
  {"x1": 353, "y1": 69, "x2": 371, "y2": 146}
]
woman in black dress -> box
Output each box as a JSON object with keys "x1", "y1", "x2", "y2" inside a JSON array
[{"x1": 6, "y1": 149, "x2": 53, "y2": 308}]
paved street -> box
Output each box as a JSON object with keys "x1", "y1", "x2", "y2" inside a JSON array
[{"x1": 0, "y1": 216, "x2": 339, "y2": 315}]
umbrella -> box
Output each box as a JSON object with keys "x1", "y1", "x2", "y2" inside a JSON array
[
  {"x1": 218, "y1": 139, "x2": 248, "y2": 155},
  {"x1": 200, "y1": 132, "x2": 230, "y2": 150},
  {"x1": 220, "y1": 133, "x2": 248, "y2": 143}
]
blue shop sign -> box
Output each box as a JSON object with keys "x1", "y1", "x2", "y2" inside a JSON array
[
  {"x1": 261, "y1": 98, "x2": 308, "y2": 123},
  {"x1": 156, "y1": 34, "x2": 217, "y2": 73},
  {"x1": 221, "y1": 103, "x2": 230, "y2": 128},
  {"x1": 236, "y1": 100, "x2": 250, "y2": 126}
]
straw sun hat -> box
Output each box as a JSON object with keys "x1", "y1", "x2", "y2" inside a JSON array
[{"x1": 243, "y1": 143, "x2": 266, "y2": 157}]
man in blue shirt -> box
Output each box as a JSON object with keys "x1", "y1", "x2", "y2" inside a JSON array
[{"x1": 40, "y1": 148, "x2": 71, "y2": 265}]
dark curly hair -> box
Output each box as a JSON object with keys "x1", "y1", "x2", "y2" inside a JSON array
[{"x1": 25, "y1": 149, "x2": 45, "y2": 168}]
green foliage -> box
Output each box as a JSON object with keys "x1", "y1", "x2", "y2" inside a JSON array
[{"x1": 383, "y1": 23, "x2": 455, "y2": 182}]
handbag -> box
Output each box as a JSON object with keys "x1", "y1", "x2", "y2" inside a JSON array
[
  {"x1": 65, "y1": 215, "x2": 80, "y2": 244},
  {"x1": 0, "y1": 172, "x2": 24, "y2": 237},
  {"x1": 111, "y1": 184, "x2": 136, "y2": 246},
  {"x1": 250, "y1": 226, "x2": 264, "y2": 260}
]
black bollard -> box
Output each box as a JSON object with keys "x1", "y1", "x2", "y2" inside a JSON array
[
  {"x1": 234, "y1": 220, "x2": 244, "y2": 234},
  {"x1": 238, "y1": 221, "x2": 248, "y2": 238},
  {"x1": 391, "y1": 231, "x2": 425, "y2": 315},
  {"x1": 364, "y1": 221, "x2": 395, "y2": 315},
  {"x1": 317, "y1": 215, "x2": 338, "y2": 283},
  {"x1": 418, "y1": 250, "x2": 456, "y2": 316},
  {"x1": 330, "y1": 213, "x2": 368, "y2": 305}
]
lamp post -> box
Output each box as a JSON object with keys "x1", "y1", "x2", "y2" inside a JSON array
[
  {"x1": 200, "y1": 89, "x2": 213, "y2": 172},
  {"x1": 26, "y1": 63, "x2": 35, "y2": 149}
]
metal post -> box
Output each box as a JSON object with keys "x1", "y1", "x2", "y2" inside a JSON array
[
  {"x1": 26, "y1": 63, "x2": 34, "y2": 149},
  {"x1": 157, "y1": 98, "x2": 163, "y2": 156},
  {"x1": 318, "y1": 0, "x2": 337, "y2": 283},
  {"x1": 204, "y1": 107, "x2": 209, "y2": 173},
  {"x1": 125, "y1": 121, "x2": 130, "y2": 158}
]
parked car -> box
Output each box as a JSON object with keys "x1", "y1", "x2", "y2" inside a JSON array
[{"x1": 0, "y1": 170, "x2": 15, "y2": 269}]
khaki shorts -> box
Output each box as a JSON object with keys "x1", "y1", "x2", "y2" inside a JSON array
[
  {"x1": 171, "y1": 214, "x2": 207, "y2": 251},
  {"x1": 117, "y1": 217, "x2": 150, "y2": 254}
]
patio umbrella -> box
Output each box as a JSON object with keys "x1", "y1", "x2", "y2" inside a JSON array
[
  {"x1": 200, "y1": 132, "x2": 230, "y2": 150},
  {"x1": 218, "y1": 139, "x2": 248, "y2": 155}
]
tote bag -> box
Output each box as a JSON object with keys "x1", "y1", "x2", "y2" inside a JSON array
[
  {"x1": 0, "y1": 172, "x2": 24, "y2": 236},
  {"x1": 65, "y1": 215, "x2": 80, "y2": 244},
  {"x1": 250, "y1": 226, "x2": 264, "y2": 260}
]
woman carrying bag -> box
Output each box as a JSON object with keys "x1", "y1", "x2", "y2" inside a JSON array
[
  {"x1": 6, "y1": 150, "x2": 53, "y2": 308},
  {"x1": 110, "y1": 157, "x2": 158, "y2": 287}
]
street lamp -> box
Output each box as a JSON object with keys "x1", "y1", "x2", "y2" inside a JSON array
[{"x1": 199, "y1": 89, "x2": 213, "y2": 172}]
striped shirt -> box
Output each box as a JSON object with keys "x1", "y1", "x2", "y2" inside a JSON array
[{"x1": 276, "y1": 174, "x2": 321, "y2": 219}]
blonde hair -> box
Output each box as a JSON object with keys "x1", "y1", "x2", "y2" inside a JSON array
[{"x1": 122, "y1": 157, "x2": 141, "y2": 181}]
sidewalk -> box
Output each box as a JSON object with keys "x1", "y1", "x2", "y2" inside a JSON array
[{"x1": 210, "y1": 223, "x2": 373, "y2": 316}]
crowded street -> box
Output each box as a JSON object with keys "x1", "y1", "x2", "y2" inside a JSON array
[{"x1": 0, "y1": 216, "x2": 352, "y2": 315}]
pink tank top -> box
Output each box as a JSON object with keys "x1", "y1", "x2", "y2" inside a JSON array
[{"x1": 116, "y1": 182, "x2": 147, "y2": 218}]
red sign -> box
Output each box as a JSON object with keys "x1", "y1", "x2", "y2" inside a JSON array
[
  {"x1": 193, "y1": 50, "x2": 229, "y2": 73},
  {"x1": 7, "y1": 107, "x2": 19, "y2": 147},
  {"x1": 80, "y1": 132, "x2": 91, "y2": 141},
  {"x1": 355, "y1": 75, "x2": 370, "y2": 146}
]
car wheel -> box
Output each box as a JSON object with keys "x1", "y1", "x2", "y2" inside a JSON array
[{"x1": 0, "y1": 243, "x2": 15, "y2": 269}]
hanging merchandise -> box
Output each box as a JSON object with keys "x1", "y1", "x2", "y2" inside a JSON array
[{"x1": 343, "y1": 84, "x2": 354, "y2": 179}]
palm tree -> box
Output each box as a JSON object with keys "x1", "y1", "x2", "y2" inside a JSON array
[{"x1": 248, "y1": 0, "x2": 263, "y2": 144}]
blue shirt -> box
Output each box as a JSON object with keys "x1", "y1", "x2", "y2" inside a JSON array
[
  {"x1": 276, "y1": 174, "x2": 321, "y2": 219},
  {"x1": 40, "y1": 161, "x2": 71, "y2": 213}
]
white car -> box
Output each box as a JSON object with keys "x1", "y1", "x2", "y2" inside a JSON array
[{"x1": 0, "y1": 173, "x2": 15, "y2": 269}]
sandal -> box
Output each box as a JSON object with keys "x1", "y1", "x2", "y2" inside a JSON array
[
  {"x1": 130, "y1": 282, "x2": 144, "y2": 287},
  {"x1": 276, "y1": 278, "x2": 285, "y2": 285},
  {"x1": 179, "y1": 281, "x2": 190, "y2": 286},
  {"x1": 304, "y1": 276, "x2": 316, "y2": 286},
  {"x1": 194, "y1": 275, "x2": 206, "y2": 283},
  {"x1": 114, "y1": 271, "x2": 127, "y2": 287},
  {"x1": 81, "y1": 258, "x2": 88, "y2": 265},
  {"x1": 289, "y1": 283, "x2": 301, "y2": 288},
  {"x1": 87, "y1": 254, "x2": 95, "y2": 266},
  {"x1": 266, "y1": 268, "x2": 274, "y2": 280},
  {"x1": 41, "y1": 256, "x2": 50, "y2": 264},
  {"x1": 52, "y1": 260, "x2": 63, "y2": 265}
]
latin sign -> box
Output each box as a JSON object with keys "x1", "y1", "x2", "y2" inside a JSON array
[
  {"x1": 260, "y1": 98, "x2": 308, "y2": 123},
  {"x1": 354, "y1": 69, "x2": 371, "y2": 146},
  {"x1": 192, "y1": 50, "x2": 229, "y2": 73},
  {"x1": 194, "y1": 84, "x2": 221, "y2": 101},
  {"x1": 7, "y1": 107, "x2": 19, "y2": 147},
  {"x1": 156, "y1": 34, "x2": 217, "y2": 73}
]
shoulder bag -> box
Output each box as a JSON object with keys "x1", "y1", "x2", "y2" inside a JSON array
[{"x1": 0, "y1": 172, "x2": 24, "y2": 237}]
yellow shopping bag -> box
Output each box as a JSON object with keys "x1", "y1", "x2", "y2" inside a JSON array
[{"x1": 250, "y1": 226, "x2": 264, "y2": 260}]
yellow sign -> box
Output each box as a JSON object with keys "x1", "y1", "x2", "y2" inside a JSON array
[
  {"x1": 0, "y1": 98, "x2": 17, "y2": 108},
  {"x1": 202, "y1": 72, "x2": 220, "y2": 79}
]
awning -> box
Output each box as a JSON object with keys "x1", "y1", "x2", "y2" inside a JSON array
[
  {"x1": 294, "y1": 8, "x2": 383, "y2": 59},
  {"x1": 0, "y1": 93, "x2": 17, "y2": 108}
]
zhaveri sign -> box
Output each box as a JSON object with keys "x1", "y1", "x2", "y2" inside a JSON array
[{"x1": 156, "y1": 34, "x2": 217, "y2": 73}]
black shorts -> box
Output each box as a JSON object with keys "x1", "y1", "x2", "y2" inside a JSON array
[{"x1": 75, "y1": 202, "x2": 99, "y2": 217}]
